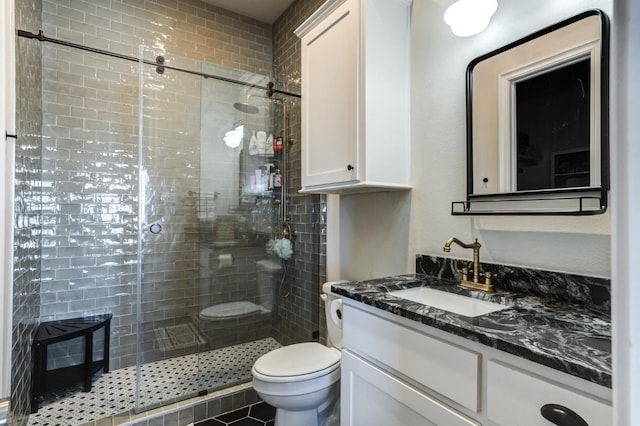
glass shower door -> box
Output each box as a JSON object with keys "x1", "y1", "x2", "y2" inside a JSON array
[
  {"x1": 136, "y1": 47, "x2": 282, "y2": 411},
  {"x1": 136, "y1": 48, "x2": 205, "y2": 410},
  {"x1": 195, "y1": 76, "x2": 283, "y2": 394}
]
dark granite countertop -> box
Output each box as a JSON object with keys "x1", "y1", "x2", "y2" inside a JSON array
[{"x1": 331, "y1": 273, "x2": 612, "y2": 388}]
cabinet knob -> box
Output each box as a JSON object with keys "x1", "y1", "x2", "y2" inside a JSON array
[
  {"x1": 347, "y1": 164, "x2": 354, "y2": 171},
  {"x1": 540, "y1": 404, "x2": 589, "y2": 426}
]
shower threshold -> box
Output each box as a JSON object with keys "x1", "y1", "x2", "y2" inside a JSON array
[{"x1": 27, "y1": 337, "x2": 281, "y2": 426}]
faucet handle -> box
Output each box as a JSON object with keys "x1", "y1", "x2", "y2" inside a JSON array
[
  {"x1": 459, "y1": 267, "x2": 469, "y2": 281},
  {"x1": 481, "y1": 271, "x2": 493, "y2": 286}
]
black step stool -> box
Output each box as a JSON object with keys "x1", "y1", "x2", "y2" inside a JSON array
[{"x1": 31, "y1": 313, "x2": 112, "y2": 413}]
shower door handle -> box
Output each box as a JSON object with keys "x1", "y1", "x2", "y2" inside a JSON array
[{"x1": 149, "y1": 223, "x2": 162, "y2": 234}]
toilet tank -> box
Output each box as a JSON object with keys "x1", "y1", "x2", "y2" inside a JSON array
[{"x1": 322, "y1": 282, "x2": 345, "y2": 350}]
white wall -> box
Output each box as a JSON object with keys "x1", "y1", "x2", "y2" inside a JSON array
[{"x1": 336, "y1": 0, "x2": 613, "y2": 281}]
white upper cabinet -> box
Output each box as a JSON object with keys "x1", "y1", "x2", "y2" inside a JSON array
[{"x1": 295, "y1": 0, "x2": 412, "y2": 194}]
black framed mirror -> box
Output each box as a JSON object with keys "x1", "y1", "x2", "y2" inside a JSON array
[{"x1": 453, "y1": 10, "x2": 610, "y2": 215}]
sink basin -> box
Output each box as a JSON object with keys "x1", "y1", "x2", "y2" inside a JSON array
[{"x1": 388, "y1": 287, "x2": 508, "y2": 317}]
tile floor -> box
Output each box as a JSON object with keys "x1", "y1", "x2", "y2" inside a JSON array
[
  {"x1": 195, "y1": 401, "x2": 276, "y2": 426},
  {"x1": 28, "y1": 338, "x2": 280, "y2": 426}
]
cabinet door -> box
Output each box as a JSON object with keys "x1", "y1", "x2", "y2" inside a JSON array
[
  {"x1": 301, "y1": 0, "x2": 358, "y2": 188},
  {"x1": 341, "y1": 350, "x2": 480, "y2": 426},
  {"x1": 487, "y1": 360, "x2": 612, "y2": 425},
  {"x1": 343, "y1": 304, "x2": 481, "y2": 412}
]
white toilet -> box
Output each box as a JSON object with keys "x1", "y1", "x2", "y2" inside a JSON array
[{"x1": 252, "y1": 282, "x2": 343, "y2": 426}]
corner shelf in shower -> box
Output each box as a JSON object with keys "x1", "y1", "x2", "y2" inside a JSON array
[
  {"x1": 210, "y1": 240, "x2": 242, "y2": 248},
  {"x1": 241, "y1": 189, "x2": 281, "y2": 198},
  {"x1": 248, "y1": 152, "x2": 282, "y2": 159},
  {"x1": 256, "y1": 258, "x2": 283, "y2": 272}
]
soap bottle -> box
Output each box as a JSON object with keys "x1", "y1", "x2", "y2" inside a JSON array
[
  {"x1": 256, "y1": 131, "x2": 267, "y2": 155},
  {"x1": 249, "y1": 130, "x2": 258, "y2": 155},
  {"x1": 266, "y1": 133, "x2": 275, "y2": 155},
  {"x1": 264, "y1": 163, "x2": 275, "y2": 190},
  {"x1": 274, "y1": 136, "x2": 283, "y2": 152},
  {"x1": 273, "y1": 168, "x2": 282, "y2": 188}
]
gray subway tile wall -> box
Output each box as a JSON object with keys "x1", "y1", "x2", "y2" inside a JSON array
[
  {"x1": 39, "y1": 48, "x2": 140, "y2": 371},
  {"x1": 37, "y1": 0, "x2": 274, "y2": 371},
  {"x1": 41, "y1": 0, "x2": 272, "y2": 75},
  {"x1": 271, "y1": 0, "x2": 326, "y2": 346},
  {"x1": 12, "y1": 0, "x2": 44, "y2": 425}
]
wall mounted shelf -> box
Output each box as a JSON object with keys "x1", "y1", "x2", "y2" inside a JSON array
[{"x1": 451, "y1": 190, "x2": 607, "y2": 215}]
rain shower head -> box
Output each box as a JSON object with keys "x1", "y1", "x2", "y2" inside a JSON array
[{"x1": 233, "y1": 102, "x2": 259, "y2": 114}]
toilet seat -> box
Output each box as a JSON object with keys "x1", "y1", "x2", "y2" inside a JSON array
[
  {"x1": 252, "y1": 342, "x2": 340, "y2": 383},
  {"x1": 199, "y1": 301, "x2": 263, "y2": 320}
]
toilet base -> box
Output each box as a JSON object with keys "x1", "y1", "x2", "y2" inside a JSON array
[
  {"x1": 274, "y1": 408, "x2": 319, "y2": 426},
  {"x1": 259, "y1": 380, "x2": 340, "y2": 426}
]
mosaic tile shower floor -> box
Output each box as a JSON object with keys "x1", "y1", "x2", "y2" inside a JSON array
[{"x1": 28, "y1": 338, "x2": 281, "y2": 426}]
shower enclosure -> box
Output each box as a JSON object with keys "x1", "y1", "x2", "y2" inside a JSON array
[
  {"x1": 22, "y1": 27, "x2": 317, "y2": 421},
  {"x1": 134, "y1": 48, "x2": 295, "y2": 410}
]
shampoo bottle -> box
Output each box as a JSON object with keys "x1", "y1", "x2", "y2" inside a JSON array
[{"x1": 249, "y1": 130, "x2": 258, "y2": 155}]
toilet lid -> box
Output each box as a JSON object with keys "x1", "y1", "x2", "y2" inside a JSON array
[
  {"x1": 253, "y1": 342, "x2": 340, "y2": 379},
  {"x1": 200, "y1": 301, "x2": 262, "y2": 320}
]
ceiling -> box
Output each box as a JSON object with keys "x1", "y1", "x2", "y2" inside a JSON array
[{"x1": 199, "y1": 0, "x2": 297, "y2": 24}]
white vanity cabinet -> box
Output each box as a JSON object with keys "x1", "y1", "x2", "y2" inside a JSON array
[
  {"x1": 341, "y1": 301, "x2": 612, "y2": 425},
  {"x1": 294, "y1": 0, "x2": 412, "y2": 194}
]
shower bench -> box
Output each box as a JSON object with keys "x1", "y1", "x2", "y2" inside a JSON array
[{"x1": 30, "y1": 313, "x2": 112, "y2": 413}]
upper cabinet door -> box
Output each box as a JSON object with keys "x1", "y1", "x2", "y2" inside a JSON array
[
  {"x1": 300, "y1": 0, "x2": 359, "y2": 189},
  {"x1": 296, "y1": 0, "x2": 412, "y2": 194}
]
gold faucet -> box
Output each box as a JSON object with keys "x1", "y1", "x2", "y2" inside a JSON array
[{"x1": 443, "y1": 237, "x2": 494, "y2": 292}]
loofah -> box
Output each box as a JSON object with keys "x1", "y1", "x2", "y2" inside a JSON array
[{"x1": 266, "y1": 237, "x2": 293, "y2": 260}]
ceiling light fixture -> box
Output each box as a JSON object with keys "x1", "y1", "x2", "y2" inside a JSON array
[{"x1": 444, "y1": 0, "x2": 498, "y2": 37}]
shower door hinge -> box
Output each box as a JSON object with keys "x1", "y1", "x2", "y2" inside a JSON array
[{"x1": 5, "y1": 131, "x2": 17, "y2": 140}]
